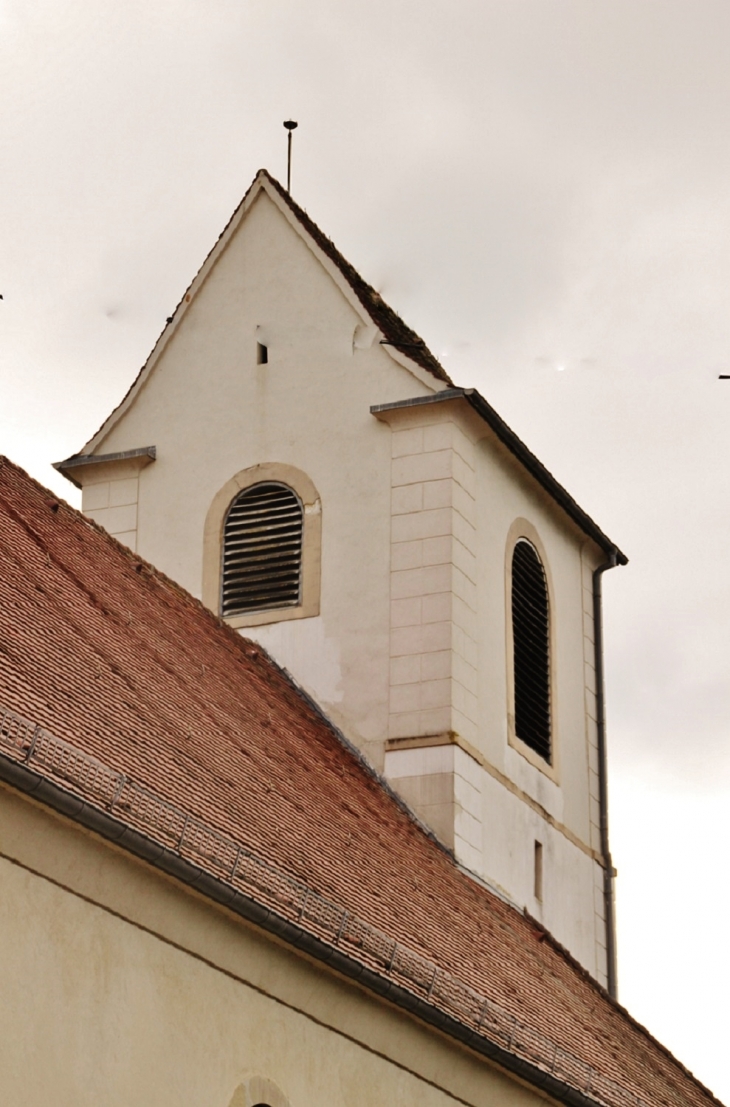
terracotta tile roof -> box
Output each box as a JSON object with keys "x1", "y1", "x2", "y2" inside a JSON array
[{"x1": 0, "y1": 457, "x2": 718, "y2": 1107}]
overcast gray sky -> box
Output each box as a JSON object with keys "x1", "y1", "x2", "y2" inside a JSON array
[{"x1": 2, "y1": 1, "x2": 729, "y2": 1098}]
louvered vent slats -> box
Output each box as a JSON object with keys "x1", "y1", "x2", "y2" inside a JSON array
[
  {"x1": 222, "y1": 483, "x2": 303, "y2": 616},
  {"x1": 512, "y1": 540, "x2": 551, "y2": 761}
]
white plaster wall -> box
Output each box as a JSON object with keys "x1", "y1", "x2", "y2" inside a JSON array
[
  {"x1": 91, "y1": 190, "x2": 437, "y2": 766},
  {"x1": 471, "y1": 428, "x2": 601, "y2": 843},
  {"x1": 385, "y1": 740, "x2": 604, "y2": 982},
  {"x1": 81, "y1": 459, "x2": 145, "y2": 551},
  {"x1": 477, "y1": 767, "x2": 602, "y2": 979},
  {"x1": 471, "y1": 425, "x2": 606, "y2": 981},
  {"x1": 378, "y1": 400, "x2": 602, "y2": 844},
  {"x1": 249, "y1": 616, "x2": 344, "y2": 705},
  {"x1": 78, "y1": 185, "x2": 610, "y2": 983},
  {"x1": 378, "y1": 401, "x2": 607, "y2": 983}
]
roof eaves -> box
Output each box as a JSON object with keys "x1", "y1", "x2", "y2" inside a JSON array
[
  {"x1": 53, "y1": 446, "x2": 156, "y2": 488},
  {"x1": 371, "y1": 390, "x2": 627, "y2": 564},
  {"x1": 0, "y1": 729, "x2": 667, "y2": 1107}
]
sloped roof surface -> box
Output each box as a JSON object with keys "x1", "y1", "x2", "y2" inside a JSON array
[
  {"x1": 256, "y1": 170, "x2": 452, "y2": 383},
  {"x1": 0, "y1": 457, "x2": 717, "y2": 1107}
]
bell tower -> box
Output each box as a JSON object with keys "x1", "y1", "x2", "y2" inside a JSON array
[{"x1": 56, "y1": 169, "x2": 625, "y2": 991}]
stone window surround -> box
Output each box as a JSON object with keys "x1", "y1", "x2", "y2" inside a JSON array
[
  {"x1": 227, "y1": 1075, "x2": 290, "y2": 1107},
  {"x1": 203, "y1": 462, "x2": 321, "y2": 629},
  {"x1": 504, "y1": 518, "x2": 561, "y2": 785}
]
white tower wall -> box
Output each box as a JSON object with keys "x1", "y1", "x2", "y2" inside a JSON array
[{"x1": 63, "y1": 176, "x2": 615, "y2": 986}]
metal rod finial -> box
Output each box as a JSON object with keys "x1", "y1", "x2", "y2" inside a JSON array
[{"x1": 283, "y1": 120, "x2": 298, "y2": 193}]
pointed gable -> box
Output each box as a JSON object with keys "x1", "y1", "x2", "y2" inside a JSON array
[
  {"x1": 259, "y1": 171, "x2": 451, "y2": 384},
  {"x1": 75, "y1": 169, "x2": 452, "y2": 458}
]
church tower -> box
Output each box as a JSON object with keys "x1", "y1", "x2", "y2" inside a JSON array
[{"x1": 56, "y1": 170, "x2": 626, "y2": 992}]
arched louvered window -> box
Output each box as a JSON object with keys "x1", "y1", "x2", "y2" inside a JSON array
[
  {"x1": 221, "y1": 482, "x2": 303, "y2": 617},
  {"x1": 511, "y1": 539, "x2": 551, "y2": 762}
]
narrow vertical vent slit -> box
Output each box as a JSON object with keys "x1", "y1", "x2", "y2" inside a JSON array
[{"x1": 534, "y1": 840, "x2": 544, "y2": 902}]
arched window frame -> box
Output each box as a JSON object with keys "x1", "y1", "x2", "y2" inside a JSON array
[
  {"x1": 505, "y1": 519, "x2": 559, "y2": 782},
  {"x1": 227, "y1": 1076, "x2": 290, "y2": 1107},
  {"x1": 203, "y1": 463, "x2": 321, "y2": 629}
]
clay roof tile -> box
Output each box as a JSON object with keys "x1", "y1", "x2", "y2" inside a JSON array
[{"x1": 0, "y1": 456, "x2": 719, "y2": 1107}]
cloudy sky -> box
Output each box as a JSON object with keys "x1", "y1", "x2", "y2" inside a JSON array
[{"x1": 2, "y1": 1, "x2": 729, "y2": 1098}]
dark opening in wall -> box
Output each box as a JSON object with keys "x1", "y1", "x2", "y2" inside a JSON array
[
  {"x1": 534, "y1": 840, "x2": 543, "y2": 902},
  {"x1": 221, "y1": 482, "x2": 303, "y2": 617},
  {"x1": 257, "y1": 342, "x2": 268, "y2": 365},
  {"x1": 512, "y1": 539, "x2": 551, "y2": 761}
]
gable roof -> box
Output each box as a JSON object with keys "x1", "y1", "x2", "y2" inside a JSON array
[
  {"x1": 77, "y1": 169, "x2": 452, "y2": 457},
  {"x1": 0, "y1": 456, "x2": 718, "y2": 1107}
]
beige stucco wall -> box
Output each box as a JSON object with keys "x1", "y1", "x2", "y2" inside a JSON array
[
  {"x1": 0, "y1": 781, "x2": 555, "y2": 1107},
  {"x1": 74, "y1": 180, "x2": 610, "y2": 984}
]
